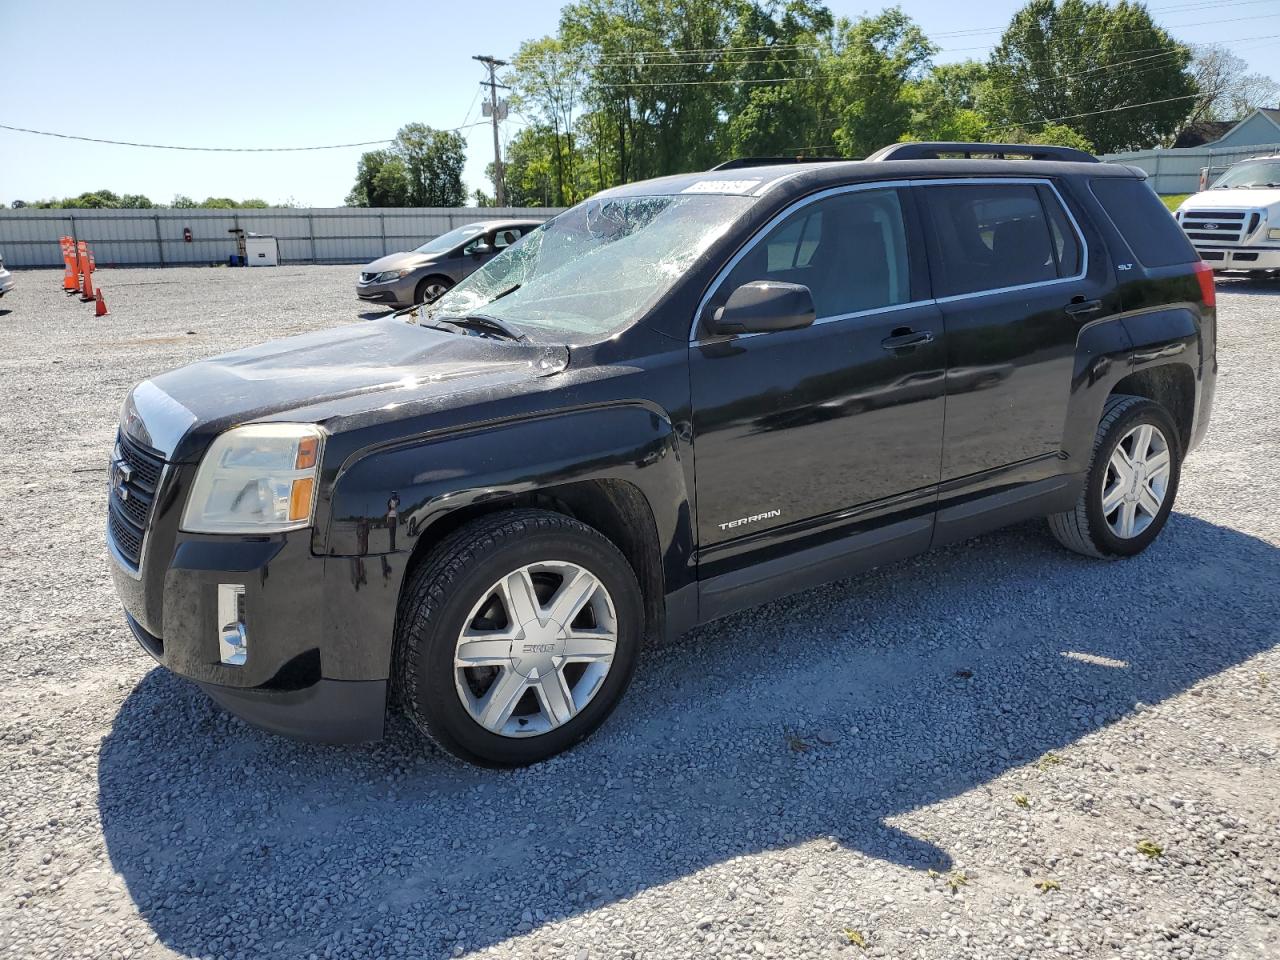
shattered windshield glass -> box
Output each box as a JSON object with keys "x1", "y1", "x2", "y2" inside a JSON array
[{"x1": 426, "y1": 194, "x2": 753, "y2": 337}]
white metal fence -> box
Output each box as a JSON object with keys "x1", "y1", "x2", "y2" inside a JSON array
[
  {"x1": 1100, "y1": 142, "x2": 1280, "y2": 195},
  {"x1": 0, "y1": 206, "x2": 565, "y2": 268}
]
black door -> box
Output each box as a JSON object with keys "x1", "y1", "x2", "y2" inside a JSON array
[
  {"x1": 917, "y1": 180, "x2": 1112, "y2": 484},
  {"x1": 690, "y1": 186, "x2": 945, "y2": 593}
]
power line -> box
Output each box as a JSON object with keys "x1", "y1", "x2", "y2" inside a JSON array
[
  {"x1": 0, "y1": 120, "x2": 490, "y2": 153},
  {"x1": 0, "y1": 123, "x2": 392, "y2": 152},
  {"x1": 593, "y1": 30, "x2": 1278, "y2": 89},
  {"x1": 996, "y1": 92, "x2": 1204, "y2": 131}
]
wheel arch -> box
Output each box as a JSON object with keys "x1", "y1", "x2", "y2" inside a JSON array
[
  {"x1": 400, "y1": 478, "x2": 667, "y2": 644},
  {"x1": 415, "y1": 273, "x2": 453, "y2": 302},
  {"x1": 1109, "y1": 362, "x2": 1196, "y2": 453},
  {"x1": 321, "y1": 404, "x2": 696, "y2": 676}
]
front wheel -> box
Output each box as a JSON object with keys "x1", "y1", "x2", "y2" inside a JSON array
[
  {"x1": 1048, "y1": 395, "x2": 1182, "y2": 559},
  {"x1": 393, "y1": 509, "x2": 643, "y2": 766},
  {"x1": 415, "y1": 276, "x2": 452, "y2": 304}
]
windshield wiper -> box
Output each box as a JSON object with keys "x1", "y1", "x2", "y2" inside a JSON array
[
  {"x1": 488, "y1": 283, "x2": 521, "y2": 303},
  {"x1": 434, "y1": 313, "x2": 530, "y2": 342}
]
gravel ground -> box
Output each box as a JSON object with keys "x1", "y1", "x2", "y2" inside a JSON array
[{"x1": 1, "y1": 265, "x2": 1278, "y2": 960}]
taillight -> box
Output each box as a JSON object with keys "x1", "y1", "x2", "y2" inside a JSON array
[{"x1": 1193, "y1": 259, "x2": 1216, "y2": 308}]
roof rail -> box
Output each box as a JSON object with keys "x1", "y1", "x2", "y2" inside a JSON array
[
  {"x1": 711, "y1": 156, "x2": 844, "y2": 171},
  {"x1": 866, "y1": 142, "x2": 1099, "y2": 163}
]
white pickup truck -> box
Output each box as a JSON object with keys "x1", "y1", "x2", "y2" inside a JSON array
[{"x1": 1175, "y1": 155, "x2": 1280, "y2": 275}]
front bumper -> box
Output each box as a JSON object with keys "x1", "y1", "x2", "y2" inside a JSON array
[
  {"x1": 0, "y1": 273, "x2": 14, "y2": 295},
  {"x1": 1194, "y1": 246, "x2": 1280, "y2": 270},
  {"x1": 356, "y1": 275, "x2": 415, "y2": 306},
  {"x1": 111, "y1": 513, "x2": 402, "y2": 743},
  {"x1": 124, "y1": 612, "x2": 386, "y2": 742}
]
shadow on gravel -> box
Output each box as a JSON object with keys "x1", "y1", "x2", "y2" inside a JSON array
[
  {"x1": 1213, "y1": 274, "x2": 1280, "y2": 296},
  {"x1": 98, "y1": 514, "x2": 1280, "y2": 958}
]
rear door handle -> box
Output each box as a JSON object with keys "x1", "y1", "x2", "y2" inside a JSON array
[
  {"x1": 880, "y1": 328, "x2": 934, "y2": 352},
  {"x1": 1065, "y1": 297, "x2": 1102, "y2": 317}
]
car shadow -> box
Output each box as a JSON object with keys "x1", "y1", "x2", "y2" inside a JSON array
[
  {"x1": 97, "y1": 514, "x2": 1280, "y2": 958},
  {"x1": 1214, "y1": 274, "x2": 1280, "y2": 295}
]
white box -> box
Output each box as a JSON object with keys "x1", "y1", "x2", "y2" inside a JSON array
[{"x1": 245, "y1": 236, "x2": 278, "y2": 267}]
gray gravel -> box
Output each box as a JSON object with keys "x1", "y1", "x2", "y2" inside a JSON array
[{"x1": 1, "y1": 265, "x2": 1278, "y2": 960}]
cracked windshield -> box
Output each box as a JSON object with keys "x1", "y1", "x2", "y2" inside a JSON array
[{"x1": 426, "y1": 194, "x2": 753, "y2": 337}]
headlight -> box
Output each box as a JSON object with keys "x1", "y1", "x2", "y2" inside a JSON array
[
  {"x1": 1269, "y1": 228, "x2": 1280, "y2": 241},
  {"x1": 373, "y1": 268, "x2": 411, "y2": 283},
  {"x1": 181, "y1": 424, "x2": 324, "y2": 534}
]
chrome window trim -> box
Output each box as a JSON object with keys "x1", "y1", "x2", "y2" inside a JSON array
[{"x1": 690, "y1": 176, "x2": 1089, "y2": 342}]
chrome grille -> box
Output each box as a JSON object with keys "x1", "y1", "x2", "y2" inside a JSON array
[
  {"x1": 107, "y1": 431, "x2": 166, "y2": 568},
  {"x1": 1179, "y1": 209, "x2": 1253, "y2": 246}
]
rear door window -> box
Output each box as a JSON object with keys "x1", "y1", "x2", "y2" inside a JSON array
[
  {"x1": 1090, "y1": 177, "x2": 1197, "y2": 268},
  {"x1": 922, "y1": 183, "x2": 1077, "y2": 296}
]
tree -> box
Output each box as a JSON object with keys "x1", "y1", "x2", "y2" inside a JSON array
[
  {"x1": 494, "y1": 125, "x2": 561, "y2": 206},
  {"x1": 346, "y1": 126, "x2": 466, "y2": 208},
  {"x1": 346, "y1": 149, "x2": 410, "y2": 207},
  {"x1": 394, "y1": 124, "x2": 467, "y2": 207},
  {"x1": 985, "y1": 0, "x2": 1196, "y2": 153},
  {"x1": 509, "y1": 36, "x2": 589, "y2": 204},
  {"x1": 721, "y1": 0, "x2": 835, "y2": 159},
  {"x1": 905, "y1": 60, "x2": 992, "y2": 142},
  {"x1": 825, "y1": 9, "x2": 937, "y2": 157},
  {"x1": 561, "y1": 0, "x2": 737, "y2": 182},
  {"x1": 1185, "y1": 45, "x2": 1280, "y2": 124},
  {"x1": 172, "y1": 195, "x2": 197, "y2": 208},
  {"x1": 1004, "y1": 122, "x2": 1094, "y2": 151}
]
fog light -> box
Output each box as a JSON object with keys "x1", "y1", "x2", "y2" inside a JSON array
[{"x1": 218, "y1": 583, "x2": 247, "y2": 666}]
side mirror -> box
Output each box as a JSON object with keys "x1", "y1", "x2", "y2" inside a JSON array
[
  {"x1": 470, "y1": 243, "x2": 494, "y2": 256},
  {"x1": 709, "y1": 281, "x2": 816, "y2": 336}
]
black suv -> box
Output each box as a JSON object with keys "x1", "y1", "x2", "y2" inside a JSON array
[{"x1": 109, "y1": 143, "x2": 1217, "y2": 766}]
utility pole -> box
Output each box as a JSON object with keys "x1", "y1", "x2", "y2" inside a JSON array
[{"x1": 473, "y1": 54, "x2": 509, "y2": 207}]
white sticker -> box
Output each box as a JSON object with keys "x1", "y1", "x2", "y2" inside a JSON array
[{"x1": 680, "y1": 178, "x2": 765, "y2": 195}]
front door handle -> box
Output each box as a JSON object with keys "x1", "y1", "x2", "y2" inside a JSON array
[
  {"x1": 881, "y1": 328, "x2": 934, "y2": 352},
  {"x1": 1065, "y1": 297, "x2": 1102, "y2": 317}
]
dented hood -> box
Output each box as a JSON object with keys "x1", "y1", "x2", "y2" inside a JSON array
[{"x1": 123, "y1": 317, "x2": 568, "y2": 461}]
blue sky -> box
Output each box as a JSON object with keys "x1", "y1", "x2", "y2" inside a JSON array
[{"x1": 1, "y1": 0, "x2": 1276, "y2": 207}]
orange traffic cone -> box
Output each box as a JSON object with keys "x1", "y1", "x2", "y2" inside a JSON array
[{"x1": 95, "y1": 289, "x2": 109, "y2": 316}]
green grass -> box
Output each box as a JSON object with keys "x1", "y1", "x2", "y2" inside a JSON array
[{"x1": 1161, "y1": 194, "x2": 1190, "y2": 212}]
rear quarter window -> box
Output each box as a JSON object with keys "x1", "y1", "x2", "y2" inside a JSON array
[{"x1": 1089, "y1": 178, "x2": 1198, "y2": 268}]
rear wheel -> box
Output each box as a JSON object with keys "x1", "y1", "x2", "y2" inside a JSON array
[
  {"x1": 393, "y1": 509, "x2": 643, "y2": 766},
  {"x1": 1048, "y1": 395, "x2": 1182, "y2": 559},
  {"x1": 415, "y1": 276, "x2": 452, "y2": 304}
]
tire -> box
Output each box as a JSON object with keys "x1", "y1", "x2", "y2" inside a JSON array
[
  {"x1": 1048, "y1": 394, "x2": 1182, "y2": 559},
  {"x1": 393, "y1": 509, "x2": 643, "y2": 767},
  {"x1": 414, "y1": 276, "x2": 452, "y2": 304}
]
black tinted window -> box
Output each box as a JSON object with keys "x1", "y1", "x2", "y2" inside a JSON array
[
  {"x1": 721, "y1": 188, "x2": 911, "y2": 319},
  {"x1": 1038, "y1": 185, "x2": 1083, "y2": 276},
  {"x1": 923, "y1": 183, "x2": 1066, "y2": 296},
  {"x1": 1090, "y1": 177, "x2": 1197, "y2": 268}
]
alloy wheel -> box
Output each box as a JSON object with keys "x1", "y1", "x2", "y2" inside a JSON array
[
  {"x1": 453, "y1": 561, "x2": 618, "y2": 737},
  {"x1": 1101, "y1": 422, "x2": 1171, "y2": 539}
]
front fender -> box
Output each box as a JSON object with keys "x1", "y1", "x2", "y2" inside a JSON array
[{"x1": 330, "y1": 402, "x2": 689, "y2": 555}]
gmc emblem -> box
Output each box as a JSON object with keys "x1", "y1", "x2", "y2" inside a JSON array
[{"x1": 110, "y1": 460, "x2": 133, "y2": 500}]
